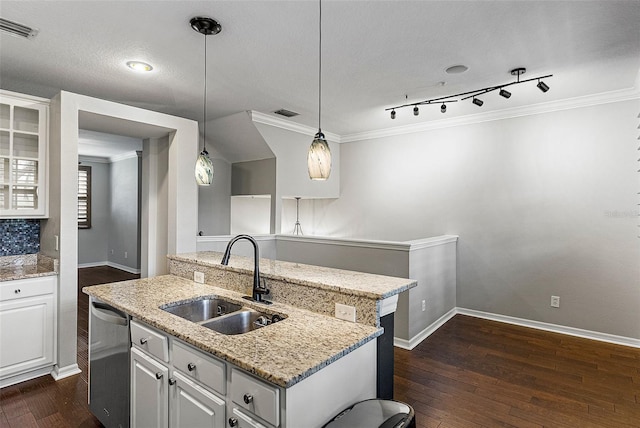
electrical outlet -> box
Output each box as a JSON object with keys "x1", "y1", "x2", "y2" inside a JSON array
[
  {"x1": 551, "y1": 295, "x2": 560, "y2": 308},
  {"x1": 124, "y1": 251, "x2": 128, "y2": 259},
  {"x1": 193, "y1": 271, "x2": 205, "y2": 284},
  {"x1": 421, "y1": 300, "x2": 426, "y2": 311},
  {"x1": 111, "y1": 249, "x2": 114, "y2": 255},
  {"x1": 335, "y1": 303, "x2": 356, "y2": 322}
]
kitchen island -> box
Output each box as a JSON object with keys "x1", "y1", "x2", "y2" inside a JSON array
[{"x1": 83, "y1": 254, "x2": 415, "y2": 427}]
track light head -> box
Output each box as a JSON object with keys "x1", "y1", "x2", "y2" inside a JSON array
[
  {"x1": 537, "y1": 80, "x2": 549, "y2": 93},
  {"x1": 413, "y1": 106, "x2": 419, "y2": 116},
  {"x1": 391, "y1": 109, "x2": 396, "y2": 119},
  {"x1": 499, "y1": 88, "x2": 511, "y2": 99},
  {"x1": 440, "y1": 103, "x2": 446, "y2": 113},
  {"x1": 472, "y1": 97, "x2": 483, "y2": 107}
]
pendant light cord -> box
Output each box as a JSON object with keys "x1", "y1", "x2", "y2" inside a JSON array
[
  {"x1": 318, "y1": 0, "x2": 322, "y2": 133},
  {"x1": 203, "y1": 33, "x2": 208, "y2": 152}
]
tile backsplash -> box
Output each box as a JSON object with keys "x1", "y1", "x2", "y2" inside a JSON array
[{"x1": 0, "y1": 219, "x2": 40, "y2": 256}]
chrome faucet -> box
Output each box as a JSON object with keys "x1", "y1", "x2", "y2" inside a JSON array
[{"x1": 221, "y1": 234, "x2": 270, "y2": 304}]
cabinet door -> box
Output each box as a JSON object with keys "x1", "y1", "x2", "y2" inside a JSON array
[
  {"x1": 170, "y1": 371, "x2": 225, "y2": 428},
  {"x1": 0, "y1": 92, "x2": 48, "y2": 218},
  {"x1": 131, "y1": 347, "x2": 169, "y2": 428},
  {"x1": 0, "y1": 293, "x2": 54, "y2": 379}
]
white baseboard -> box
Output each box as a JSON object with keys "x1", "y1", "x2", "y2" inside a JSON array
[
  {"x1": 0, "y1": 366, "x2": 54, "y2": 388},
  {"x1": 394, "y1": 307, "x2": 640, "y2": 350},
  {"x1": 51, "y1": 363, "x2": 82, "y2": 380},
  {"x1": 78, "y1": 261, "x2": 140, "y2": 275},
  {"x1": 394, "y1": 308, "x2": 457, "y2": 350}
]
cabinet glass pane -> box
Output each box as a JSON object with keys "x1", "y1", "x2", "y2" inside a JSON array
[
  {"x1": 0, "y1": 158, "x2": 8, "y2": 183},
  {"x1": 0, "y1": 131, "x2": 8, "y2": 156},
  {"x1": 12, "y1": 186, "x2": 38, "y2": 209},
  {"x1": 0, "y1": 185, "x2": 7, "y2": 209},
  {"x1": 0, "y1": 104, "x2": 9, "y2": 130},
  {"x1": 13, "y1": 133, "x2": 38, "y2": 158},
  {"x1": 13, "y1": 106, "x2": 39, "y2": 133},
  {"x1": 12, "y1": 159, "x2": 38, "y2": 184}
]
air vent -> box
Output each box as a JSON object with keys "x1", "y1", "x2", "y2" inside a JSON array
[
  {"x1": 0, "y1": 18, "x2": 39, "y2": 39},
  {"x1": 273, "y1": 109, "x2": 299, "y2": 118}
]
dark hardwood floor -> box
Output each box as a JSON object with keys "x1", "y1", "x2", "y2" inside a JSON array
[
  {"x1": 0, "y1": 266, "x2": 139, "y2": 428},
  {"x1": 2, "y1": 270, "x2": 639, "y2": 427},
  {"x1": 394, "y1": 315, "x2": 640, "y2": 428}
]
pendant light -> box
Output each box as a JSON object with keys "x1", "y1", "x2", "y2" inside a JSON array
[
  {"x1": 307, "y1": 0, "x2": 331, "y2": 180},
  {"x1": 191, "y1": 17, "x2": 221, "y2": 186}
]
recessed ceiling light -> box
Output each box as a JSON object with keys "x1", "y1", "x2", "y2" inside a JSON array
[
  {"x1": 126, "y1": 61, "x2": 153, "y2": 72},
  {"x1": 445, "y1": 65, "x2": 468, "y2": 74}
]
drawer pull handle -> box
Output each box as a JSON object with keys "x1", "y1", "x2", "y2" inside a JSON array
[
  {"x1": 155, "y1": 372, "x2": 163, "y2": 380},
  {"x1": 14, "y1": 289, "x2": 21, "y2": 294},
  {"x1": 228, "y1": 417, "x2": 238, "y2": 427},
  {"x1": 187, "y1": 363, "x2": 196, "y2": 372},
  {"x1": 140, "y1": 338, "x2": 148, "y2": 345},
  {"x1": 168, "y1": 378, "x2": 176, "y2": 386},
  {"x1": 243, "y1": 394, "x2": 253, "y2": 404}
]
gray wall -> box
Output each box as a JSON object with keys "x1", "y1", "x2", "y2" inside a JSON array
[
  {"x1": 77, "y1": 159, "x2": 109, "y2": 265},
  {"x1": 198, "y1": 158, "x2": 232, "y2": 236},
  {"x1": 296, "y1": 99, "x2": 640, "y2": 339},
  {"x1": 108, "y1": 155, "x2": 141, "y2": 270},
  {"x1": 77, "y1": 155, "x2": 141, "y2": 272}
]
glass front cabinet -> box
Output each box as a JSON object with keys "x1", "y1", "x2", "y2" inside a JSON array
[{"x1": 0, "y1": 91, "x2": 49, "y2": 218}]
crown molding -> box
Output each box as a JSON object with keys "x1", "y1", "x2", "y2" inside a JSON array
[
  {"x1": 342, "y1": 86, "x2": 640, "y2": 143},
  {"x1": 78, "y1": 155, "x2": 109, "y2": 164},
  {"x1": 109, "y1": 150, "x2": 141, "y2": 163},
  {"x1": 250, "y1": 110, "x2": 342, "y2": 143}
]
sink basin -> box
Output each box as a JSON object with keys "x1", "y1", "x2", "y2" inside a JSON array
[
  {"x1": 201, "y1": 309, "x2": 286, "y2": 335},
  {"x1": 161, "y1": 298, "x2": 242, "y2": 323}
]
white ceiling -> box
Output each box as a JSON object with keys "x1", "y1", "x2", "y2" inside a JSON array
[{"x1": 1, "y1": 1, "x2": 639, "y2": 137}]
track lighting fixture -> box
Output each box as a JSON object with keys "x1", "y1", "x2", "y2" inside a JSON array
[
  {"x1": 537, "y1": 80, "x2": 549, "y2": 93},
  {"x1": 385, "y1": 67, "x2": 553, "y2": 118}
]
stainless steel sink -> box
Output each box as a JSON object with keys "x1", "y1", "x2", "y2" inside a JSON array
[
  {"x1": 201, "y1": 309, "x2": 286, "y2": 335},
  {"x1": 160, "y1": 298, "x2": 242, "y2": 323}
]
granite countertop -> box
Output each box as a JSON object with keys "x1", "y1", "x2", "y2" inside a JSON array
[
  {"x1": 83, "y1": 275, "x2": 381, "y2": 388},
  {"x1": 168, "y1": 252, "x2": 415, "y2": 300},
  {"x1": 0, "y1": 254, "x2": 58, "y2": 282}
]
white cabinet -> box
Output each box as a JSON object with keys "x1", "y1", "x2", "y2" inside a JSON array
[
  {"x1": 131, "y1": 346, "x2": 169, "y2": 428},
  {"x1": 0, "y1": 275, "x2": 57, "y2": 387},
  {"x1": 130, "y1": 320, "x2": 227, "y2": 428},
  {"x1": 171, "y1": 371, "x2": 226, "y2": 428},
  {"x1": 0, "y1": 90, "x2": 49, "y2": 218}
]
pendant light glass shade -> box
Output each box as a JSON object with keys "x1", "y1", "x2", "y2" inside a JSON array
[
  {"x1": 308, "y1": 131, "x2": 331, "y2": 180},
  {"x1": 195, "y1": 149, "x2": 214, "y2": 185}
]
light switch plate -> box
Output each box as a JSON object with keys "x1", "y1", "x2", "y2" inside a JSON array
[
  {"x1": 335, "y1": 303, "x2": 356, "y2": 322},
  {"x1": 193, "y1": 271, "x2": 205, "y2": 284}
]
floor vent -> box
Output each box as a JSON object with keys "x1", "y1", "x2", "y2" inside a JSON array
[
  {"x1": 273, "y1": 109, "x2": 299, "y2": 118},
  {"x1": 0, "y1": 18, "x2": 39, "y2": 39}
]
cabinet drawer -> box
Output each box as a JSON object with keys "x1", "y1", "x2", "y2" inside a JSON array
[
  {"x1": 0, "y1": 276, "x2": 56, "y2": 301},
  {"x1": 172, "y1": 340, "x2": 226, "y2": 395},
  {"x1": 230, "y1": 407, "x2": 274, "y2": 428},
  {"x1": 230, "y1": 369, "x2": 279, "y2": 427},
  {"x1": 130, "y1": 320, "x2": 169, "y2": 363}
]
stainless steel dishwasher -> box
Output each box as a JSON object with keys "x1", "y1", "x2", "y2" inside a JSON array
[{"x1": 89, "y1": 297, "x2": 131, "y2": 428}]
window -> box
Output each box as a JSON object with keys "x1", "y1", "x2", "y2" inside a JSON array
[{"x1": 78, "y1": 165, "x2": 91, "y2": 229}]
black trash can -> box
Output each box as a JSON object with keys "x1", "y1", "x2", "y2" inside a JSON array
[{"x1": 323, "y1": 399, "x2": 416, "y2": 428}]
